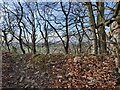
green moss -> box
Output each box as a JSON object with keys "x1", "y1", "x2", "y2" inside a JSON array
[{"x1": 32, "y1": 54, "x2": 49, "y2": 63}]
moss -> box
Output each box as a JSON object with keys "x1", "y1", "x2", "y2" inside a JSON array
[{"x1": 31, "y1": 54, "x2": 48, "y2": 63}]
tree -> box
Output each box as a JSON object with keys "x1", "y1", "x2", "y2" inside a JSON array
[
  {"x1": 106, "y1": 1, "x2": 120, "y2": 73},
  {"x1": 97, "y1": 2, "x2": 107, "y2": 54},
  {"x1": 17, "y1": 2, "x2": 26, "y2": 54},
  {"x1": 25, "y1": 2, "x2": 36, "y2": 54},
  {"x1": 36, "y1": 2, "x2": 72, "y2": 54},
  {"x1": 60, "y1": 1, "x2": 71, "y2": 54},
  {"x1": 86, "y1": 2, "x2": 98, "y2": 54},
  {"x1": 36, "y1": 3, "x2": 50, "y2": 54}
]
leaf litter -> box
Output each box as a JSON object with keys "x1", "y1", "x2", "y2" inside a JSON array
[{"x1": 2, "y1": 52, "x2": 120, "y2": 89}]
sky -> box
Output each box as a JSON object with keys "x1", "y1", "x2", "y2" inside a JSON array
[
  {"x1": 0, "y1": 1, "x2": 118, "y2": 44},
  {"x1": 0, "y1": 0, "x2": 119, "y2": 3}
]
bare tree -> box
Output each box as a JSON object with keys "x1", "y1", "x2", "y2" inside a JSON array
[
  {"x1": 25, "y1": 2, "x2": 37, "y2": 54},
  {"x1": 36, "y1": 2, "x2": 71, "y2": 54},
  {"x1": 97, "y1": 2, "x2": 107, "y2": 54},
  {"x1": 60, "y1": 1, "x2": 71, "y2": 54},
  {"x1": 86, "y1": 2, "x2": 98, "y2": 54}
]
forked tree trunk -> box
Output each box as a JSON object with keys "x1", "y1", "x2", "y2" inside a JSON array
[
  {"x1": 87, "y1": 2, "x2": 98, "y2": 54},
  {"x1": 97, "y1": 2, "x2": 107, "y2": 54}
]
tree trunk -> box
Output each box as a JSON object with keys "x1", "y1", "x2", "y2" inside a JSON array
[
  {"x1": 97, "y1": 2, "x2": 106, "y2": 54},
  {"x1": 115, "y1": 47, "x2": 120, "y2": 73},
  {"x1": 87, "y1": 2, "x2": 98, "y2": 54},
  {"x1": 65, "y1": 46, "x2": 69, "y2": 54},
  {"x1": 44, "y1": 22, "x2": 49, "y2": 54},
  {"x1": 98, "y1": 34, "x2": 101, "y2": 54},
  {"x1": 19, "y1": 26, "x2": 25, "y2": 54},
  {"x1": 115, "y1": 24, "x2": 120, "y2": 73},
  {"x1": 45, "y1": 39, "x2": 49, "y2": 54},
  {"x1": 65, "y1": 17, "x2": 69, "y2": 54},
  {"x1": 2, "y1": 31, "x2": 10, "y2": 52},
  {"x1": 32, "y1": 27, "x2": 36, "y2": 54},
  {"x1": 60, "y1": 2, "x2": 71, "y2": 54},
  {"x1": 75, "y1": 24, "x2": 82, "y2": 54},
  {"x1": 17, "y1": 2, "x2": 25, "y2": 54},
  {"x1": 110, "y1": 3, "x2": 120, "y2": 73}
]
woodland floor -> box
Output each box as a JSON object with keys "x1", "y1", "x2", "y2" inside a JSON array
[{"x1": 2, "y1": 52, "x2": 120, "y2": 89}]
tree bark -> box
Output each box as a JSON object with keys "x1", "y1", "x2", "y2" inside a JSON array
[
  {"x1": 65, "y1": 16, "x2": 69, "y2": 54},
  {"x1": 75, "y1": 24, "x2": 82, "y2": 54},
  {"x1": 97, "y1": 2, "x2": 107, "y2": 54},
  {"x1": 19, "y1": 24, "x2": 25, "y2": 54},
  {"x1": 2, "y1": 31, "x2": 10, "y2": 52},
  {"x1": 32, "y1": 27, "x2": 36, "y2": 54},
  {"x1": 60, "y1": 2, "x2": 71, "y2": 54},
  {"x1": 44, "y1": 22, "x2": 49, "y2": 54},
  {"x1": 87, "y1": 2, "x2": 98, "y2": 54},
  {"x1": 18, "y1": 2, "x2": 25, "y2": 54}
]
